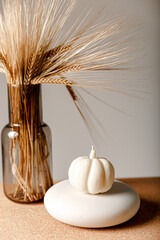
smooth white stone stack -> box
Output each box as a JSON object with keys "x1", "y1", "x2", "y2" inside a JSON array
[{"x1": 44, "y1": 180, "x2": 140, "y2": 228}]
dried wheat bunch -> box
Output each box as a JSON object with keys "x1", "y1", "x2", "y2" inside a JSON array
[
  {"x1": 0, "y1": 0, "x2": 137, "y2": 90},
  {"x1": 0, "y1": 0, "x2": 142, "y2": 139}
]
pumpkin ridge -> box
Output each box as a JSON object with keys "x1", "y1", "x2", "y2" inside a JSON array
[
  {"x1": 98, "y1": 159, "x2": 107, "y2": 192},
  {"x1": 86, "y1": 159, "x2": 92, "y2": 192}
]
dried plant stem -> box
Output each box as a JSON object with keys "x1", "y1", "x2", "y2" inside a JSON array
[
  {"x1": 35, "y1": 128, "x2": 41, "y2": 199},
  {"x1": 8, "y1": 84, "x2": 52, "y2": 202}
]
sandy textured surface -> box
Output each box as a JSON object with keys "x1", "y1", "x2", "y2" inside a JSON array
[{"x1": 0, "y1": 178, "x2": 160, "y2": 240}]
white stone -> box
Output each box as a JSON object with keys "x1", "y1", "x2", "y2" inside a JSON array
[{"x1": 44, "y1": 180, "x2": 140, "y2": 228}]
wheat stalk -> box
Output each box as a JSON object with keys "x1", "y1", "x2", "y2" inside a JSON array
[{"x1": 0, "y1": 0, "x2": 136, "y2": 87}]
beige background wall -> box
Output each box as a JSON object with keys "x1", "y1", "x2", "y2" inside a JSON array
[{"x1": 0, "y1": 0, "x2": 159, "y2": 181}]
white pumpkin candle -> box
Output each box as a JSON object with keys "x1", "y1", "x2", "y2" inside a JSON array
[{"x1": 68, "y1": 146, "x2": 115, "y2": 194}]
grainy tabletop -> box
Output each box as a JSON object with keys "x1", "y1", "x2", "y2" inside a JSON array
[{"x1": 0, "y1": 178, "x2": 160, "y2": 240}]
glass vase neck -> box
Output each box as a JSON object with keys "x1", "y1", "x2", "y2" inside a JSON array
[{"x1": 8, "y1": 84, "x2": 43, "y2": 126}]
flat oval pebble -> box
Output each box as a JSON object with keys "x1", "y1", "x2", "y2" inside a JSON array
[{"x1": 44, "y1": 180, "x2": 140, "y2": 228}]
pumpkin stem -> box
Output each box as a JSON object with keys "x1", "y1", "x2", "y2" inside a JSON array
[{"x1": 89, "y1": 146, "x2": 96, "y2": 159}]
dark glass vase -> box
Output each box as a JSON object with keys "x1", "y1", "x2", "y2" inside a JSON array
[{"x1": 1, "y1": 84, "x2": 53, "y2": 202}]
